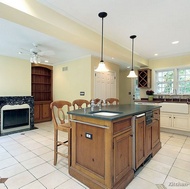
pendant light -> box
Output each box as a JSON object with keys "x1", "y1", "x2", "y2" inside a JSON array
[
  {"x1": 127, "y1": 35, "x2": 138, "y2": 78},
  {"x1": 95, "y1": 12, "x2": 109, "y2": 72}
]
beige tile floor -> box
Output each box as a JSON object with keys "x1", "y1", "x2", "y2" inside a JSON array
[{"x1": 0, "y1": 122, "x2": 190, "y2": 189}]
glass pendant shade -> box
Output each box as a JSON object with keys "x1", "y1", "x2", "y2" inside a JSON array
[
  {"x1": 95, "y1": 61, "x2": 109, "y2": 72},
  {"x1": 127, "y1": 35, "x2": 137, "y2": 78},
  {"x1": 127, "y1": 70, "x2": 137, "y2": 78},
  {"x1": 95, "y1": 12, "x2": 109, "y2": 72}
]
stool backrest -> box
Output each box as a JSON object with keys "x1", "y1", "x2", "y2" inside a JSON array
[
  {"x1": 72, "y1": 99, "x2": 90, "y2": 110},
  {"x1": 90, "y1": 98, "x2": 102, "y2": 105},
  {"x1": 105, "y1": 98, "x2": 119, "y2": 105},
  {"x1": 50, "y1": 100, "x2": 71, "y2": 128}
]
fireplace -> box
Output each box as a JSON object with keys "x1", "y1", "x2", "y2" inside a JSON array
[
  {"x1": 1, "y1": 104, "x2": 30, "y2": 134},
  {"x1": 0, "y1": 96, "x2": 34, "y2": 135}
]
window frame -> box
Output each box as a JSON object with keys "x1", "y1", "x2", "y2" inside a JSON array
[{"x1": 154, "y1": 66, "x2": 190, "y2": 95}]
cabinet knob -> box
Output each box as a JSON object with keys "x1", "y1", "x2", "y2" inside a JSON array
[{"x1": 130, "y1": 134, "x2": 133, "y2": 137}]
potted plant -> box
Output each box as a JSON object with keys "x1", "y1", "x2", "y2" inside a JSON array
[{"x1": 146, "y1": 90, "x2": 154, "y2": 101}]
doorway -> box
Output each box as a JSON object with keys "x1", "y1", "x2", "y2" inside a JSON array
[{"x1": 94, "y1": 71, "x2": 116, "y2": 100}]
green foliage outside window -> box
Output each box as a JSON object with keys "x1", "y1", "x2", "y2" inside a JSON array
[{"x1": 156, "y1": 68, "x2": 190, "y2": 95}]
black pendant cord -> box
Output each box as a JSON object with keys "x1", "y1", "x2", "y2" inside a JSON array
[
  {"x1": 130, "y1": 35, "x2": 137, "y2": 71},
  {"x1": 101, "y1": 17, "x2": 104, "y2": 62},
  {"x1": 98, "y1": 12, "x2": 107, "y2": 63},
  {"x1": 131, "y1": 38, "x2": 134, "y2": 70}
]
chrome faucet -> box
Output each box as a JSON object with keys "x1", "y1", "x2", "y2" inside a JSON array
[
  {"x1": 97, "y1": 100, "x2": 102, "y2": 110},
  {"x1": 90, "y1": 99, "x2": 95, "y2": 111}
]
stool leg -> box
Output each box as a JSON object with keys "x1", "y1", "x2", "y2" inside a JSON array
[{"x1": 54, "y1": 128, "x2": 58, "y2": 165}]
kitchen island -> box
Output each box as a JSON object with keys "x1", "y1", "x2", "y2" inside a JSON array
[{"x1": 68, "y1": 104, "x2": 161, "y2": 189}]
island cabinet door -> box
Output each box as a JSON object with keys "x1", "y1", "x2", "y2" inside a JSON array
[
  {"x1": 145, "y1": 123, "x2": 152, "y2": 158},
  {"x1": 113, "y1": 129, "x2": 132, "y2": 184},
  {"x1": 74, "y1": 123, "x2": 105, "y2": 177},
  {"x1": 152, "y1": 109, "x2": 160, "y2": 148},
  {"x1": 152, "y1": 119, "x2": 160, "y2": 148},
  {"x1": 135, "y1": 116, "x2": 146, "y2": 169}
]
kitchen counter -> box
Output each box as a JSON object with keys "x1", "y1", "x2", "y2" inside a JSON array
[
  {"x1": 68, "y1": 104, "x2": 160, "y2": 121},
  {"x1": 135, "y1": 98, "x2": 190, "y2": 104},
  {"x1": 68, "y1": 104, "x2": 161, "y2": 189}
]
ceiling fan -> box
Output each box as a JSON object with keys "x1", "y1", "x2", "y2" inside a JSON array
[{"x1": 20, "y1": 43, "x2": 55, "y2": 64}]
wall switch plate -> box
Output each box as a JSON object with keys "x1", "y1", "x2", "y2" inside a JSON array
[{"x1": 80, "y1": 91, "x2": 85, "y2": 96}]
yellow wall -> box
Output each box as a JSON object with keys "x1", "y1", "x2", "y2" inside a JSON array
[
  {"x1": 119, "y1": 70, "x2": 132, "y2": 104},
  {"x1": 149, "y1": 54, "x2": 190, "y2": 69},
  {"x1": 53, "y1": 55, "x2": 120, "y2": 103},
  {"x1": 139, "y1": 54, "x2": 190, "y2": 98},
  {"x1": 53, "y1": 56, "x2": 92, "y2": 102},
  {"x1": 0, "y1": 55, "x2": 31, "y2": 96}
]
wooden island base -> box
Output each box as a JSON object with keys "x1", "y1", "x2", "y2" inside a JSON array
[
  {"x1": 68, "y1": 105, "x2": 161, "y2": 189},
  {"x1": 69, "y1": 167, "x2": 134, "y2": 189},
  {"x1": 69, "y1": 115, "x2": 134, "y2": 189}
]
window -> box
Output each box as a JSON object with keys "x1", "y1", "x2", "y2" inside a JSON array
[
  {"x1": 155, "y1": 67, "x2": 190, "y2": 95},
  {"x1": 134, "y1": 78, "x2": 140, "y2": 99},
  {"x1": 178, "y1": 68, "x2": 190, "y2": 94},
  {"x1": 155, "y1": 69, "x2": 174, "y2": 94}
]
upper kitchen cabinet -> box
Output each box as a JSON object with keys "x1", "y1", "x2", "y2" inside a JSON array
[
  {"x1": 31, "y1": 64, "x2": 53, "y2": 123},
  {"x1": 138, "y1": 69, "x2": 151, "y2": 88}
]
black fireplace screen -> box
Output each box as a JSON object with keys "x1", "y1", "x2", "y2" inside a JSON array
[{"x1": 3, "y1": 108, "x2": 29, "y2": 129}]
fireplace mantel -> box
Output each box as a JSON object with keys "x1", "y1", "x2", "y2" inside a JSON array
[{"x1": 0, "y1": 96, "x2": 34, "y2": 134}]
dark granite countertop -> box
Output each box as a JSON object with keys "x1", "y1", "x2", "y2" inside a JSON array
[
  {"x1": 68, "y1": 104, "x2": 161, "y2": 121},
  {"x1": 135, "y1": 99, "x2": 190, "y2": 104}
]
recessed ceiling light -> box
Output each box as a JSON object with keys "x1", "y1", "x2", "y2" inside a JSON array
[
  {"x1": 111, "y1": 57, "x2": 114, "y2": 60},
  {"x1": 45, "y1": 60, "x2": 49, "y2": 63},
  {"x1": 172, "y1": 41, "x2": 179, "y2": 44},
  {"x1": 18, "y1": 51, "x2": 22, "y2": 54},
  {"x1": 154, "y1": 53, "x2": 158, "y2": 56}
]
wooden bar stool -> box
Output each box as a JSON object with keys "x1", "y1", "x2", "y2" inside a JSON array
[
  {"x1": 105, "y1": 98, "x2": 119, "y2": 105},
  {"x1": 90, "y1": 98, "x2": 102, "y2": 105},
  {"x1": 72, "y1": 99, "x2": 90, "y2": 110},
  {"x1": 50, "y1": 100, "x2": 72, "y2": 165}
]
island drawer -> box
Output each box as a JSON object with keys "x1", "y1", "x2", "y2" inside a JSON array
[{"x1": 113, "y1": 117, "x2": 132, "y2": 135}]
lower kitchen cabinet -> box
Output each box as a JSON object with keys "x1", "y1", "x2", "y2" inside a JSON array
[
  {"x1": 145, "y1": 124, "x2": 152, "y2": 157},
  {"x1": 34, "y1": 101, "x2": 52, "y2": 123},
  {"x1": 161, "y1": 112, "x2": 190, "y2": 131},
  {"x1": 114, "y1": 130, "x2": 132, "y2": 184},
  {"x1": 135, "y1": 116, "x2": 146, "y2": 169},
  {"x1": 160, "y1": 113, "x2": 172, "y2": 128},
  {"x1": 69, "y1": 115, "x2": 134, "y2": 189},
  {"x1": 136, "y1": 109, "x2": 161, "y2": 169},
  {"x1": 152, "y1": 109, "x2": 160, "y2": 148}
]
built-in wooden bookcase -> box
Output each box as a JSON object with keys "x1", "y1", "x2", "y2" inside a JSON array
[
  {"x1": 138, "y1": 69, "x2": 151, "y2": 88},
  {"x1": 31, "y1": 64, "x2": 53, "y2": 123}
]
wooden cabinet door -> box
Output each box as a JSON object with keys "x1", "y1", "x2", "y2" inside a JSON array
[
  {"x1": 152, "y1": 119, "x2": 160, "y2": 148},
  {"x1": 34, "y1": 104, "x2": 41, "y2": 122},
  {"x1": 135, "y1": 116, "x2": 145, "y2": 169},
  {"x1": 145, "y1": 124, "x2": 152, "y2": 158},
  {"x1": 42, "y1": 103, "x2": 51, "y2": 119},
  {"x1": 34, "y1": 102, "x2": 52, "y2": 123},
  {"x1": 114, "y1": 130, "x2": 132, "y2": 184}
]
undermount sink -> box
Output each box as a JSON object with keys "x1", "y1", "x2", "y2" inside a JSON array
[{"x1": 90, "y1": 111, "x2": 120, "y2": 117}]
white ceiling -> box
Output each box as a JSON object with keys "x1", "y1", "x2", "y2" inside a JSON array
[{"x1": 1, "y1": 0, "x2": 190, "y2": 69}]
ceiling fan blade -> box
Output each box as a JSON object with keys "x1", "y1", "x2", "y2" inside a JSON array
[{"x1": 38, "y1": 50, "x2": 55, "y2": 56}]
